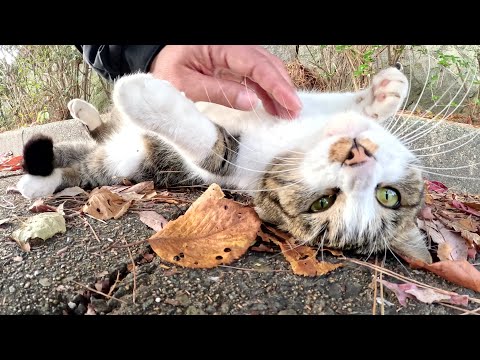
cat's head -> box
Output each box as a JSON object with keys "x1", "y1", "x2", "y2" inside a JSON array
[{"x1": 254, "y1": 110, "x2": 432, "y2": 263}]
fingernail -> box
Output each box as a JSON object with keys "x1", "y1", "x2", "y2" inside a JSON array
[{"x1": 235, "y1": 89, "x2": 259, "y2": 110}]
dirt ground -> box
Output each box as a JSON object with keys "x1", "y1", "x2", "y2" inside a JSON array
[{"x1": 0, "y1": 172, "x2": 478, "y2": 316}]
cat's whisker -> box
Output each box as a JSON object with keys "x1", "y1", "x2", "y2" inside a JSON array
[
  {"x1": 412, "y1": 162, "x2": 480, "y2": 171},
  {"x1": 389, "y1": 47, "x2": 433, "y2": 137},
  {"x1": 412, "y1": 135, "x2": 480, "y2": 158},
  {"x1": 399, "y1": 68, "x2": 474, "y2": 145},
  {"x1": 406, "y1": 166, "x2": 480, "y2": 181},
  {"x1": 409, "y1": 129, "x2": 480, "y2": 154}
]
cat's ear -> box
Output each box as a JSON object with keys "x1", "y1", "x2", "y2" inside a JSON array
[{"x1": 390, "y1": 224, "x2": 433, "y2": 264}]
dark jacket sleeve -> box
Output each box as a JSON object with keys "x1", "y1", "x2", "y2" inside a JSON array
[{"x1": 75, "y1": 45, "x2": 165, "y2": 81}]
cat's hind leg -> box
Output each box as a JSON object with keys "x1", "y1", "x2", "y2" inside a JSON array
[
  {"x1": 112, "y1": 73, "x2": 230, "y2": 171},
  {"x1": 68, "y1": 98, "x2": 102, "y2": 131},
  {"x1": 68, "y1": 99, "x2": 121, "y2": 143}
]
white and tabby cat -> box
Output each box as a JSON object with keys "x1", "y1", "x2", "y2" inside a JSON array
[{"x1": 16, "y1": 66, "x2": 433, "y2": 263}]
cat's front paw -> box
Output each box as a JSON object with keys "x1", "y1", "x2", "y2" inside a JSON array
[
  {"x1": 360, "y1": 67, "x2": 409, "y2": 121},
  {"x1": 16, "y1": 169, "x2": 62, "y2": 199},
  {"x1": 68, "y1": 99, "x2": 102, "y2": 130}
]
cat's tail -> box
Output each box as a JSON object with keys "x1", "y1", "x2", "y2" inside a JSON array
[{"x1": 22, "y1": 134, "x2": 55, "y2": 176}]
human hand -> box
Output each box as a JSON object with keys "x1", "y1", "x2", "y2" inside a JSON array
[{"x1": 148, "y1": 45, "x2": 302, "y2": 119}]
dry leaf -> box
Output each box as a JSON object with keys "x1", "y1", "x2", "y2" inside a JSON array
[
  {"x1": 406, "y1": 257, "x2": 480, "y2": 292},
  {"x1": 426, "y1": 180, "x2": 448, "y2": 193},
  {"x1": 54, "y1": 186, "x2": 87, "y2": 197},
  {"x1": 0, "y1": 155, "x2": 23, "y2": 171},
  {"x1": 380, "y1": 280, "x2": 468, "y2": 306},
  {"x1": 149, "y1": 183, "x2": 261, "y2": 268},
  {"x1": 451, "y1": 200, "x2": 480, "y2": 217},
  {"x1": 136, "y1": 211, "x2": 168, "y2": 231},
  {"x1": 0, "y1": 218, "x2": 12, "y2": 225},
  {"x1": 28, "y1": 199, "x2": 56, "y2": 213},
  {"x1": 10, "y1": 212, "x2": 66, "y2": 252},
  {"x1": 259, "y1": 226, "x2": 342, "y2": 276},
  {"x1": 82, "y1": 188, "x2": 132, "y2": 220}
]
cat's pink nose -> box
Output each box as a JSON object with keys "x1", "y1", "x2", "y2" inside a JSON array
[{"x1": 344, "y1": 145, "x2": 371, "y2": 166}]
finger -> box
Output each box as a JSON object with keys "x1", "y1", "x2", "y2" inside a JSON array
[
  {"x1": 244, "y1": 78, "x2": 301, "y2": 119},
  {"x1": 254, "y1": 46, "x2": 296, "y2": 87},
  {"x1": 210, "y1": 46, "x2": 302, "y2": 113},
  {"x1": 186, "y1": 73, "x2": 260, "y2": 111}
]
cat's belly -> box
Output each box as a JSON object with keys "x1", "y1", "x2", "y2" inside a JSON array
[{"x1": 104, "y1": 124, "x2": 147, "y2": 178}]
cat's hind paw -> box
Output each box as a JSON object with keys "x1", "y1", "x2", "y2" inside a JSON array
[
  {"x1": 361, "y1": 67, "x2": 409, "y2": 121},
  {"x1": 16, "y1": 169, "x2": 62, "y2": 199},
  {"x1": 68, "y1": 98, "x2": 102, "y2": 130}
]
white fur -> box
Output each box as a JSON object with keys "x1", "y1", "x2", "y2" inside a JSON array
[
  {"x1": 68, "y1": 98, "x2": 102, "y2": 130},
  {"x1": 17, "y1": 169, "x2": 63, "y2": 199},
  {"x1": 104, "y1": 124, "x2": 146, "y2": 177},
  {"x1": 113, "y1": 73, "x2": 218, "y2": 163}
]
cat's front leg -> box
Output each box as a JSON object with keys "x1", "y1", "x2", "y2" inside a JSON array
[
  {"x1": 356, "y1": 67, "x2": 409, "y2": 121},
  {"x1": 112, "y1": 73, "x2": 218, "y2": 164}
]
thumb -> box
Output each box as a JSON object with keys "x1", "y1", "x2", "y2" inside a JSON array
[{"x1": 189, "y1": 75, "x2": 260, "y2": 111}]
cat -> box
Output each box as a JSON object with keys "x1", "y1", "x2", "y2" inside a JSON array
[{"x1": 16, "y1": 66, "x2": 433, "y2": 264}]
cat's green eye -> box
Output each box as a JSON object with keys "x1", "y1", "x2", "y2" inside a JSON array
[
  {"x1": 376, "y1": 187, "x2": 400, "y2": 209},
  {"x1": 310, "y1": 194, "x2": 337, "y2": 212}
]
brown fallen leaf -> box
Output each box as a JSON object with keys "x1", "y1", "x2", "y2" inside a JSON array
[
  {"x1": 418, "y1": 219, "x2": 468, "y2": 261},
  {"x1": 136, "y1": 211, "x2": 168, "y2": 231},
  {"x1": 405, "y1": 257, "x2": 480, "y2": 292},
  {"x1": 259, "y1": 226, "x2": 342, "y2": 277},
  {"x1": 149, "y1": 183, "x2": 261, "y2": 268},
  {"x1": 82, "y1": 188, "x2": 132, "y2": 220},
  {"x1": 28, "y1": 199, "x2": 56, "y2": 213},
  {"x1": 380, "y1": 279, "x2": 468, "y2": 307},
  {"x1": 0, "y1": 155, "x2": 23, "y2": 171}
]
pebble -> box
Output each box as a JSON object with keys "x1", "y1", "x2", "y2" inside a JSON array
[
  {"x1": 185, "y1": 306, "x2": 206, "y2": 315},
  {"x1": 278, "y1": 309, "x2": 297, "y2": 315},
  {"x1": 155, "y1": 297, "x2": 161, "y2": 303},
  {"x1": 39, "y1": 278, "x2": 51, "y2": 287},
  {"x1": 33, "y1": 270, "x2": 40, "y2": 277},
  {"x1": 9, "y1": 286, "x2": 15, "y2": 293},
  {"x1": 24, "y1": 282, "x2": 30, "y2": 289},
  {"x1": 68, "y1": 302, "x2": 77, "y2": 310}
]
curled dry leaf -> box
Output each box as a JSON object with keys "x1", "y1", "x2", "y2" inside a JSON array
[
  {"x1": 10, "y1": 212, "x2": 66, "y2": 252},
  {"x1": 426, "y1": 180, "x2": 448, "y2": 193},
  {"x1": 28, "y1": 199, "x2": 57, "y2": 213},
  {"x1": 149, "y1": 183, "x2": 261, "y2": 268},
  {"x1": 380, "y1": 279, "x2": 468, "y2": 307},
  {"x1": 136, "y1": 211, "x2": 168, "y2": 231},
  {"x1": 54, "y1": 186, "x2": 88, "y2": 198},
  {"x1": 405, "y1": 257, "x2": 480, "y2": 292},
  {"x1": 258, "y1": 226, "x2": 342, "y2": 277},
  {"x1": 82, "y1": 188, "x2": 132, "y2": 220}
]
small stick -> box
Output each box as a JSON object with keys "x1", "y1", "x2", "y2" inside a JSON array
[
  {"x1": 71, "y1": 280, "x2": 127, "y2": 305},
  {"x1": 124, "y1": 239, "x2": 137, "y2": 304},
  {"x1": 81, "y1": 216, "x2": 101, "y2": 243},
  {"x1": 108, "y1": 271, "x2": 121, "y2": 297}
]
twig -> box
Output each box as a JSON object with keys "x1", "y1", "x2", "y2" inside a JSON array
[
  {"x1": 441, "y1": 302, "x2": 480, "y2": 315},
  {"x1": 71, "y1": 280, "x2": 127, "y2": 305},
  {"x1": 112, "y1": 238, "x2": 149, "y2": 249},
  {"x1": 379, "y1": 269, "x2": 385, "y2": 316},
  {"x1": 219, "y1": 264, "x2": 289, "y2": 272},
  {"x1": 347, "y1": 257, "x2": 480, "y2": 304},
  {"x1": 372, "y1": 258, "x2": 378, "y2": 315},
  {"x1": 80, "y1": 216, "x2": 101, "y2": 243},
  {"x1": 124, "y1": 239, "x2": 137, "y2": 304},
  {"x1": 108, "y1": 271, "x2": 121, "y2": 297}
]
